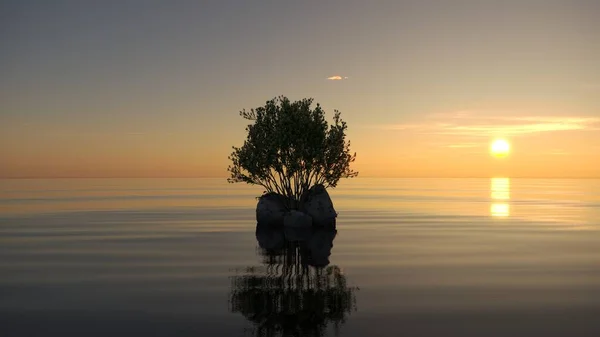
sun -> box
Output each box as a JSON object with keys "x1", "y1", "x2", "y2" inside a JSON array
[{"x1": 490, "y1": 139, "x2": 510, "y2": 157}]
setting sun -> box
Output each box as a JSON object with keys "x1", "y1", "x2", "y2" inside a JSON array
[{"x1": 491, "y1": 139, "x2": 510, "y2": 157}]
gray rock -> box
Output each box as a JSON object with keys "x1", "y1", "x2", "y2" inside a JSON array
[
  {"x1": 256, "y1": 192, "x2": 288, "y2": 226},
  {"x1": 283, "y1": 210, "x2": 313, "y2": 241},
  {"x1": 256, "y1": 225, "x2": 285, "y2": 251},
  {"x1": 300, "y1": 184, "x2": 337, "y2": 226}
]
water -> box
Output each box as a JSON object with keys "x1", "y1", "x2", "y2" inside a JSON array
[{"x1": 1, "y1": 178, "x2": 600, "y2": 337}]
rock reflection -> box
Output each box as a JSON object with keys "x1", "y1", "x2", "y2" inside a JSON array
[{"x1": 229, "y1": 224, "x2": 358, "y2": 337}]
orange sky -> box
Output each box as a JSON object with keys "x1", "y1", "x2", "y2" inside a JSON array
[
  {"x1": 1, "y1": 1, "x2": 599, "y2": 178},
  {"x1": 2, "y1": 102, "x2": 598, "y2": 178}
]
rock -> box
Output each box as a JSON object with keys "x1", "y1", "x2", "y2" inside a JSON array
[
  {"x1": 283, "y1": 210, "x2": 313, "y2": 242},
  {"x1": 300, "y1": 184, "x2": 337, "y2": 226},
  {"x1": 256, "y1": 192, "x2": 288, "y2": 226},
  {"x1": 256, "y1": 224, "x2": 286, "y2": 251}
]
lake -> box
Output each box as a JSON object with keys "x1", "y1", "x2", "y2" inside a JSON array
[{"x1": 1, "y1": 178, "x2": 600, "y2": 337}]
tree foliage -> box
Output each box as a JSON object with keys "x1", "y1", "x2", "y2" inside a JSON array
[{"x1": 228, "y1": 96, "x2": 358, "y2": 206}]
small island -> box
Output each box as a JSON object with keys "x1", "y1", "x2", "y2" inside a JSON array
[{"x1": 227, "y1": 96, "x2": 358, "y2": 228}]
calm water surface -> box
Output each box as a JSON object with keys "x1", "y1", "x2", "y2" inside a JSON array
[{"x1": 1, "y1": 178, "x2": 600, "y2": 336}]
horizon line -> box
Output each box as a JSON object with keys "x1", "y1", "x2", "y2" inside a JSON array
[{"x1": 1, "y1": 176, "x2": 599, "y2": 180}]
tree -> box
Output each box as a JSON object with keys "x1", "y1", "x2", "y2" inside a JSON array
[{"x1": 228, "y1": 96, "x2": 358, "y2": 208}]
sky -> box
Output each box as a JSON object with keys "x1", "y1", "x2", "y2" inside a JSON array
[{"x1": 1, "y1": 0, "x2": 599, "y2": 178}]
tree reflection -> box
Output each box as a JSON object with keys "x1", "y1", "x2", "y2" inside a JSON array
[{"x1": 229, "y1": 224, "x2": 358, "y2": 337}]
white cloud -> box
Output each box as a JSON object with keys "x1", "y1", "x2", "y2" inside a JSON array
[
  {"x1": 447, "y1": 143, "x2": 481, "y2": 148},
  {"x1": 376, "y1": 114, "x2": 600, "y2": 137}
]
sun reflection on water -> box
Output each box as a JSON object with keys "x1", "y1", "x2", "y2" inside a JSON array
[{"x1": 491, "y1": 178, "x2": 510, "y2": 217}]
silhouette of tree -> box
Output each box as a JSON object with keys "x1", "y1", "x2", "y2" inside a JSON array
[
  {"x1": 228, "y1": 225, "x2": 358, "y2": 337},
  {"x1": 228, "y1": 96, "x2": 358, "y2": 208}
]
